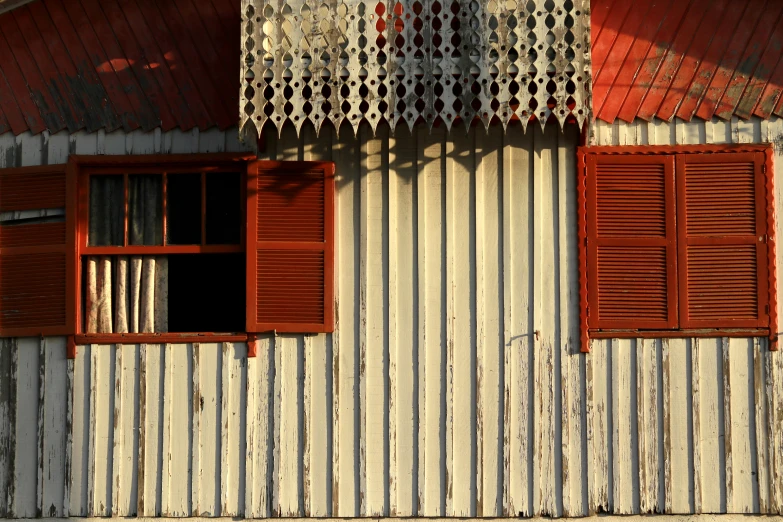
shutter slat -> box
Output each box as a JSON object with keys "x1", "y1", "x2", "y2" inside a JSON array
[
  {"x1": 0, "y1": 164, "x2": 74, "y2": 337},
  {"x1": 247, "y1": 162, "x2": 335, "y2": 333},
  {"x1": 587, "y1": 154, "x2": 678, "y2": 329},
  {"x1": 678, "y1": 152, "x2": 768, "y2": 328}
]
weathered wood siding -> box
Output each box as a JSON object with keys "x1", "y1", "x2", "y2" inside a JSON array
[{"x1": 0, "y1": 118, "x2": 781, "y2": 518}]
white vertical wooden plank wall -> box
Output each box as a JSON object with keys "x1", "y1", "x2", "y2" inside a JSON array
[{"x1": 0, "y1": 117, "x2": 782, "y2": 517}]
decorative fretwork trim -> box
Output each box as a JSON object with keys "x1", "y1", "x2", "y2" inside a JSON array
[{"x1": 240, "y1": 0, "x2": 591, "y2": 136}]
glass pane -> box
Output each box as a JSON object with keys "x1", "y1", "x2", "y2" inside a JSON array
[
  {"x1": 129, "y1": 174, "x2": 163, "y2": 245},
  {"x1": 206, "y1": 172, "x2": 241, "y2": 244},
  {"x1": 166, "y1": 174, "x2": 202, "y2": 245},
  {"x1": 88, "y1": 175, "x2": 124, "y2": 246}
]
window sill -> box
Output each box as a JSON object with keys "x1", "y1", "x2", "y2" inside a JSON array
[
  {"x1": 589, "y1": 328, "x2": 773, "y2": 340},
  {"x1": 74, "y1": 333, "x2": 249, "y2": 345}
]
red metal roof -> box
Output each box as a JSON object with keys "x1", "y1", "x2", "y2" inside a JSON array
[
  {"x1": 0, "y1": 0, "x2": 239, "y2": 136},
  {"x1": 592, "y1": 0, "x2": 783, "y2": 123}
]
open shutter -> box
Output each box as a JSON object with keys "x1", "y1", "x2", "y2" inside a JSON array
[
  {"x1": 586, "y1": 154, "x2": 678, "y2": 329},
  {"x1": 677, "y1": 152, "x2": 769, "y2": 328},
  {"x1": 246, "y1": 161, "x2": 335, "y2": 333},
  {"x1": 0, "y1": 164, "x2": 76, "y2": 336}
]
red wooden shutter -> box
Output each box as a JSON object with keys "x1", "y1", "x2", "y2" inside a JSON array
[
  {"x1": 0, "y1": 164, "x2": 76, "y2": 336},
  {"x1": 246, "y1": 161, "x2": 335, "y2": 333},
  {"x1": 586, "y1": 154, "x2": 678, "y2": 329},
  {"x1": 677, "y1": 152, "x2": 769, "y2": 328}
]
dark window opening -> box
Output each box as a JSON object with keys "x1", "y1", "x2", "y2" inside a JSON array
[
  {"x1": 166, "y1": 173, "x2": 201, "y2": 245},
  {"x1": 167, "y1": 253, "x2": 245, "y2": 332},
  {"x1": 206, "y1": 172, "x2": 242, "y2": 244}
]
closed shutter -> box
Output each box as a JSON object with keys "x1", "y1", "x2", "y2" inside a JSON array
[
  {"x1": 246, "y1": 161, "x2": 335, "y2": 333},
  {"x1": 586, "y1": 154, "x2": 678, "y2": 329},
  {"x1": 0, "y1": 164, "x2": 76, "y2": 336},
  {"x1": 677, "y1": 153, "x2": 769, "y2": 328}
]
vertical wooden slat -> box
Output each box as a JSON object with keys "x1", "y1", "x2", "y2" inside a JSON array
[
  {"x1": 387, "y1": 127, "x2": 418, "y2": 516},
  {"x1": 725, "y1": 337, "x2": 757, "y2": 513},
  {"x1": 161, "y1": 343, "x2": 192, "y2": 516},
  {"x1": 305, "y1": 333, "x2": 330, "y2": 516},
  {"x1": 221, "y1": 342, "x2": 247, "y2": 516},
  {"x1": 245, "y1": 335, "x2": 273, "y2": 518},
  {"x1": 276, "y1": 335, "x2": 302, "y2": 516},
  {"x1": 559, "y1": 124, "x2": 584, "y2": 517},
  {"x1": 503, "y1": 124, "x2": 533, "y2": 517},
  {"x1": 667, "y1": 338, "x2": 691, "y2": 513},
  {"x1": 11, "y1": 337, "x2": 39, "y2": 517},
  {"x1": 771, "y1": 342, "x2": 783, "y2": 514},
  {"x1": 333, "y1": 125, "x2": 359, "y2": 517},
  {"x1": 89, "y1": 344, "x2": 113, "y2": 516},
  {"x1": 476, "y1": 125, "x2": 503, "y2": 517},
  {"x1": 691, "y1": 339, "x2": 702, "y2": 514},
  {"x1": 63, "y1": 348, "x2": 75, "y2": 516},
  {"x1": 0, "y1": 339, "x2": 14, "y2": 517},
  {"x1": 611, "y1": 339, "x2": 635, "y2": 514},
  {"x1": 445, "y1": 127, "x2": 475, "y2": 517},
  {"x1": 112, "y1": 344, "x2": 139, "y2": 516},
  {"x1": 588, "y1": 339, "x2": 610, "y2": 513},
  {"x1": 68, "y1": 344, "x2": 90, "y2": 516},
  {"x1": 37, "y1": 339, "x2": 45, "y2": 518},
  {"x1": 417, "y1": 125, "x2": 446, "y2": 516},
  {"x1": 637, "y1": 338, "x2": 660, "y2": 513},
  {"x1": 533, "y1": 124, "x2": 558, "y2": 517},
  {"x1": 694, "y1": 338, "x2": 725, "y2": 512},
  {"x1": 754, "y1": 338, "x2": 770, "y2": 513},
  {"x1": 360, "y1": 125, "x2": 388, "y2": 515}
]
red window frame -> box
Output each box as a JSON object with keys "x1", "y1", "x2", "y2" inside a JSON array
[
  {"x1": 67, "y1": 154, "x2": 335, "y2": 347},
  {"x1": 577, "y1": 144, "x2": 777, "y2": 353}
]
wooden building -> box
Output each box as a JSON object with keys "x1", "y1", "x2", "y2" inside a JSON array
[{"x1": 0, "y1": 0, "x2": 781, "y2": 520}]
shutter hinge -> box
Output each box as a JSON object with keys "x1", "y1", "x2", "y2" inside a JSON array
[
  {"x1": 586, "y1": 305, "x2": 590, "y2": 317},
  {"x1": 762, "y1": 163, "x2": 767, "y2": 175}
]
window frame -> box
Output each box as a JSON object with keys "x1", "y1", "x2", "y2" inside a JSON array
[
  {"x1": 71, "y1": 153, "x2": 255, "y2": 343},
  {"x1": 577, "y1": 144, "x2": 777, "y2": 353}
]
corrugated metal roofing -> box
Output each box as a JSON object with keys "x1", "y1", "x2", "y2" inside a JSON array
[
  {"x1": 0, "y1": 0, "x2": 239, "y2": 136},
  {"x1": 592, "y1": 0, "x2": 783, "y2": 124}
]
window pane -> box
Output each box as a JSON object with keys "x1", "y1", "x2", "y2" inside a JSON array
[
  {"x1": 129, "y1": 174, "x2": 163, "y2": 245},
  {"x1": 166, "y1": 174, "x2": 202, "y2": 245},
  {"x1": 88, "y1": 175, "x2": 124, "y2": 246},
  {"x1": 206, "y1": 172, "x2": 241, "y2": 244}
]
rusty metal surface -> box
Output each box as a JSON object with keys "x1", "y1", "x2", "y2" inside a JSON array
[
  {"x1": 0, "y1": 0, "x2": 239, "y2": 137},
  {"x1": 592, "y1": 0, "x2": 783, "y2": 124},
  {"x1": 240, "y1": 0, "x2": 591, "y2": 136}
]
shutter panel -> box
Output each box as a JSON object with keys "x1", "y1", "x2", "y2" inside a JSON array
[
  {"x1": 586, "y1": 154, "x2": 678, "y2": 329},
  {"x1": 0, "y1": 164, "x2": 76, "y2": 336},
  {"x1": 246, "y1": 161, "x2": 335, "y2": 333},
  {"x1": 677, "y1": 152, "x2": 769, "y2": 328}
]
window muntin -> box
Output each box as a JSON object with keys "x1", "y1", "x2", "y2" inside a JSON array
[{"x1": 82, "y1": 168, "x2": 244, "y2": 254}]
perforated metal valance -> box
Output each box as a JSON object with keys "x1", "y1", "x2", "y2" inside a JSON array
[{"x1": 240, "y1": 0, "x2": 590, "y2": 135}]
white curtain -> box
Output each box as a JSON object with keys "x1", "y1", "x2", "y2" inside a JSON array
[{"x1": 85, "y1": 256, "x2": 168, "y2": 333}]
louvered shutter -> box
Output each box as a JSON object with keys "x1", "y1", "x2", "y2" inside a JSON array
[
  {"x1": 677, "y1": 153, "x2": 769, "y2": 328},
  {"x1": 0, "y1": 165, "x2": 76, "y2": 336},
  {"x1": 246, "y1": 161, "x2": 335, "y2": 333},
  {"x1": 586, "y1": 154, "x2": 678, "y2": 329}
]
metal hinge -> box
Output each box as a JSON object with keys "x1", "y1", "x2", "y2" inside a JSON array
[
  {"x1": 762, "y1": 164, "x2": 767, "y2": 175},
  {"x1": 586, "y1": 306, "x2": 590, "y2": 317}
]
